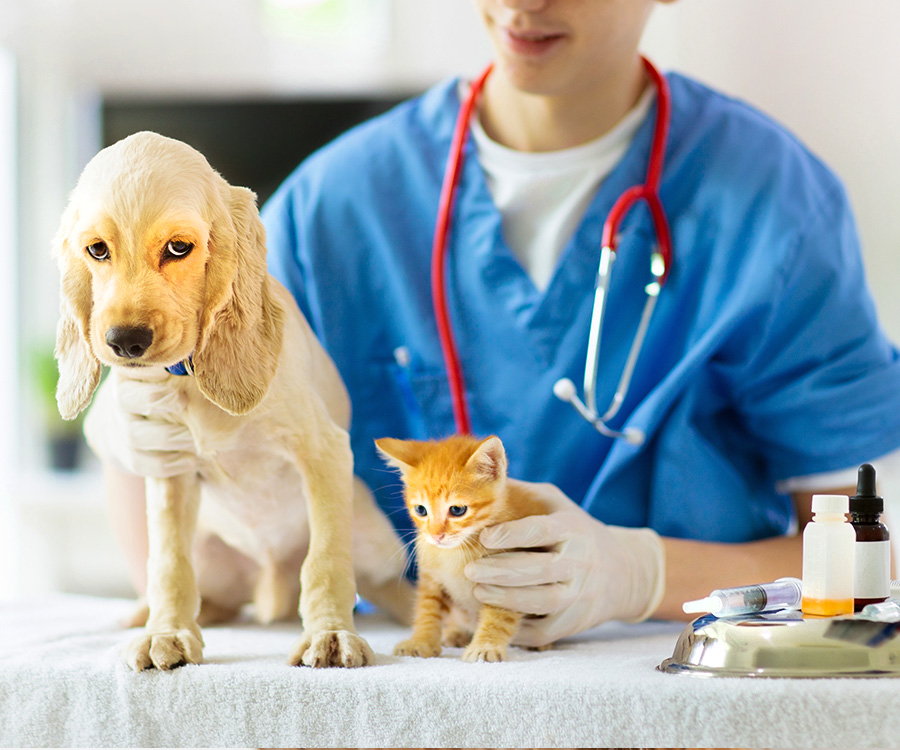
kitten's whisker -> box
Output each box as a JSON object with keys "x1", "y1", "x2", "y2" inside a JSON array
[
  {"x1": 398, "y1": 552, "x2": 416, "y2": 583},
  {"x1": 390, "y1": 534, "x2": 419, "y2": 584},
  {"x1": 372, "y1": 480, "x2": 407, "y2": 500},
  {"x1": 381, "y1": 537, "x2": 415, "y2": 575},
  {"x1": 458, "y1": 535, "x2": 487, "y2": 565},
  {"x1": 366, "y1": 527, "x2": 418, "y2": 585}
]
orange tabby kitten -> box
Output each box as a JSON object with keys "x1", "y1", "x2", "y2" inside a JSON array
[{"x1": 375, "y1": 434, "x2": 548, "y2": 662}]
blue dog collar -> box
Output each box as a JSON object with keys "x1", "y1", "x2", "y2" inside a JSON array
[{"x1": 166, "y1": 356, "x2": 194, "y2": 377}]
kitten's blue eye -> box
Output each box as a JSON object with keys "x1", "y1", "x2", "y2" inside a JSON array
[
  {"x1": 413, "y1": 505, "x2": 428, "y2": 517},
  {"x1": 449, "y1": 505, "x2": 467, "y2": 517}
]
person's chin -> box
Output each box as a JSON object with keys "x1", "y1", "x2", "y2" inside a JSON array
[{"x1": 492, "y1": 44, "x2": 572, "y2": 95}]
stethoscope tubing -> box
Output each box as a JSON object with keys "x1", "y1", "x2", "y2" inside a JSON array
[
  {"x1": 601, "y1": 57, "x2": 672, "y2": 282},
  {"x1": 430, "y1": 64, "x2": 493, "y2": 436}
]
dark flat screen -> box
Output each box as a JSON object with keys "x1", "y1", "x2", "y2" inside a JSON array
[{"x1": 102, "y1": 94, "x2": 413, "y2": 205}]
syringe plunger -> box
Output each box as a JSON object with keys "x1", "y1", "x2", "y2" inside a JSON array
[
  {"x1": 682, "y1": 596, "x2": 721, "y2": 614},
  {"x1": 682, "y1": 577, "x2": 803, "y2": 617}
]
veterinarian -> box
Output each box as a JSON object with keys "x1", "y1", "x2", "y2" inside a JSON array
[{"x1": 91, "y1": 0, "x2": 900, "y2": 647}]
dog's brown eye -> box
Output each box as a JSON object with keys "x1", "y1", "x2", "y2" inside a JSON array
[
  {"x1": 165, "y1": 240, "x2": 193, "y2": 259},
  {"x1": 86, "y1": 242, "x2": 109, "y2": 261}
]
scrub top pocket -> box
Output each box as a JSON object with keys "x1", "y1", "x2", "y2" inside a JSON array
[
  {"x1": 386, "y1": 362, "x2": 458, "y2": 441},
  {"x1": 353, "y1": 359, "x2": 458, "y2": 445}
]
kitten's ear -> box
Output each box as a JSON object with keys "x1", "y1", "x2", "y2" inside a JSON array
[
  {"x1": 465, "y1": 436, "x2": 507, "y2": 482},
  {"x1": 375, "y1": 438, "x2": 427, "y2": 475}
]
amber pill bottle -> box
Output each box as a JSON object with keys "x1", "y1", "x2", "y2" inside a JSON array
[{"x1": 849, "y1": 463, "x2": 891, "y2": 612}]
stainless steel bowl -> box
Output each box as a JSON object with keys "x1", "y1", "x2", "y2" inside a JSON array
[{"x1": 658, "y1": 611, "x2": 900, "y2": 678}]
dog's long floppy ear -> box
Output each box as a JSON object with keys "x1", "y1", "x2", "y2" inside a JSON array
[
  {"x1": 193, "y1": 182, "x2": 285, "y2": 416},
  {"x1": 53, "y1": 205, "x2": 102, "y2": 420}
]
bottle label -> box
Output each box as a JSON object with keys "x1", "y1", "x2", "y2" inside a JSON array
[
  {"x1": 855, "y1": 540, "x2": 891, "y2": 598},
  {"x1": 802, "y1": 523, "x2": 855, "y2": 600}
]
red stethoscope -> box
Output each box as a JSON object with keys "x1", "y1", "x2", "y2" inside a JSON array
[{"x1": 432, "y1": 56, "x2": 673, "y2": 444}]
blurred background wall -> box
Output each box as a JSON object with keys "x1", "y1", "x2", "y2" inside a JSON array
[{"x1": 1, "y1": 0, "x2": 898, "y2": 599}]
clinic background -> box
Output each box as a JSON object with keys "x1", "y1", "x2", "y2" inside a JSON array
[{"x1": 1, "y1": 0, "x2": 899, "y2": 600}]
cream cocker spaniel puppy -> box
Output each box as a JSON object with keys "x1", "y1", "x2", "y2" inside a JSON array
[{"x1": 54, "y1": 131, "x2": 411, "y2": 670}]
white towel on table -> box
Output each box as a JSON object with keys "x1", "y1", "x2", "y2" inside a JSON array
[{"x1": 2, "y1": 593, "x2": 900, "y2": 748}]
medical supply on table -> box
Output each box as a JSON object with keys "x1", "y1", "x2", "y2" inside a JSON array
[
  {"x1": 682, "y1": 577, "x2": 802, "y2": 617},
  {"x1": 660, "y1": 608, "x2": 900, "y2": 678},
  {"x1": 860, "y1": 599, "x2": 900, "y2": 622},
  {"x1": 432, "y1": 55, "x2": 672, "y2": 438},
  {"x1": 801, "y1": 494, "x2": 856, "y2": 616},
  {"x1": 859, "y1": 581, "x2": 900, "y2": 621},
  {"x1": 849, "y1": 463, "x2": 891, "y2": 611}
]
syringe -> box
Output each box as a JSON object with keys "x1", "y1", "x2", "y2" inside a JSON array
[{"x1": 682, "y1": 577, "x2": 803, "y2": 617}]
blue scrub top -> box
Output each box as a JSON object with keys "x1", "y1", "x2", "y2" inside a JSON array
[{"x1": 261, "y1": 72, "x2": 900, "y2": 545}]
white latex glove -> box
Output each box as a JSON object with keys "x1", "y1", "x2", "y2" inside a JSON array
[
  {"x1": 465, "y1": 479, "x2": 665, "y2": 647},
  {"x1": 83, "y1": 369, "x2": 198, "y2": 478}
]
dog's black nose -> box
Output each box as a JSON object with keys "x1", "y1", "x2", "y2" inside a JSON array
[{"x1": 106, "y1": 326, "x2": 153, "y2": 359}]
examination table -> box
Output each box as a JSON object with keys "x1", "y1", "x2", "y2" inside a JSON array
[{"x1": 1, "y1": 593, "x2": 898, "y2": 748}]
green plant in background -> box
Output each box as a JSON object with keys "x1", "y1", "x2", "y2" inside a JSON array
[
  {"x1": 28, "y1": 342, "x2": 86, "y2": 470},
  {"x1": 261, "y1": 0, "x2": 390, "y2": 50}
]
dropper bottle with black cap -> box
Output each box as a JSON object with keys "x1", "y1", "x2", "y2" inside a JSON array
[{"x1": 849, "y1": 463, "x2": 891, "y2": 611}]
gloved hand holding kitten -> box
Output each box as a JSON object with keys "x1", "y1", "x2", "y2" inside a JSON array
[{"x1": 465, "y1": 479, "x2": 665, "y2": 647}]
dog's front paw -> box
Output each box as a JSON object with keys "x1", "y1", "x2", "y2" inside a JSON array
[
  {"x1": 124, "y1": 626, "x2": 204, "y2": 671},
  {"x1": 462, "y1": 641, "x2": 506, "y2": 663},
  {"x1": 288, "y1": 629, "x2": 374, "y2": 668},
  {"x1": 394, "y1": 638, "x2": 442, "y2": 658}
]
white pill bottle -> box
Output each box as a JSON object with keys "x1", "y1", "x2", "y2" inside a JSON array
[{"x1": 801, "y1": 494, "x2": 855, "y2": 616}]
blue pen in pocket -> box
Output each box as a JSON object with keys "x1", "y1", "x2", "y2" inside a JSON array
[{"x1": 393, "y1": 346, "x2": 426, "y2": 436}]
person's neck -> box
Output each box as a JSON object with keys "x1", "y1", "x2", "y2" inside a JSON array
[{"x1": 477, "y1": 58, "x2": 648, "y2": 153}]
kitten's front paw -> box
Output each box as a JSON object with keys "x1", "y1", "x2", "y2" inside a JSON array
[
  {"x1": 394, "y1": 638, "x2": 442, "y2": 658},
  {"x1": 124, "y1": 626, "x2": 204, "y2": 671},
  {"x1": 288, "y1": 629, "x2": 374, "y2": 668},
  {"x1": 462, "y1": 642, "x2": 507, "y2": 663}
]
